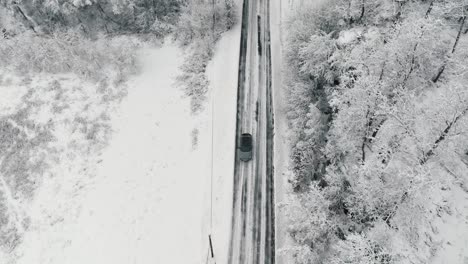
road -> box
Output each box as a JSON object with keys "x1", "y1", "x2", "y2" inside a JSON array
[{"x1": 228, "y1": 0, "x2": 275, "y2": 263}]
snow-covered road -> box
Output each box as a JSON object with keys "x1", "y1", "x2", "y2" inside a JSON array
[{"x1": 228, "y1": 0, "x2": 276, "y2": 262}]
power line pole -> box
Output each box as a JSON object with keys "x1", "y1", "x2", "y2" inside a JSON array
[
  {"x1": 207, "y1": 235, "x2": 216, "y2": 264},
  {"x1": 209, "y1": 235, "x2": 215, "y2": 258}
]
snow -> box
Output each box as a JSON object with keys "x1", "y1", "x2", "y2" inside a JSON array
[
  {"x1": 430, "y1": 183, "x2": 468, "y2": 264},
  {"x1": 12, "y1": 44, "x2": 210, "y2": 264},
  {"x1": 337, "y1": 28, "x2": 364, "y2": 46},
  {"x1": 0, "y1": 73, "x2": 28, "y2": 118},
  {"x1": 272, "y1": 1, "x2": 468, "y2": 263},
  {"x1": 270, "y1": 0, "x2": 295, "y2": 263},
  {"x1": 205, "y1": 19, "x2": 241, "y2": 264},
  {"x1": 271, "y1": 0, "x2": 330, "y2": 262},
  {"x1": 283, "y1": 0, "x2": 326, "y2": 10},
  {"x1": 8, "y1": 17, "x2": 242, "y2": 262}
]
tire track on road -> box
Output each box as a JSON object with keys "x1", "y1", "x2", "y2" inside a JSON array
[{"x1": 228, "y1": 0, "x2": 275, "y2": 263}]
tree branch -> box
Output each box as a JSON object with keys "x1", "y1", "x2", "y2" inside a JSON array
[
  {"x1": 425, "y1": 0, "x2": 434, "y2": 18},
  {"x1": 451, "y1": 16, "x2": 466, "y2": 54},
  {"x1": 358, "y1": 0, "x2": 365, "y2": 22},
  {"x1": 420, "y1": 107, "x2": 468, "y2": 164},
  {"x1": 14, "y1": 5, "x2": 37, "y2": 33},
  {"x1": 432, "y1": 16, "x2": 466, "y2": 83}
]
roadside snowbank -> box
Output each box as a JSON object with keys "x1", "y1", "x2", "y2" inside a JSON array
[
  {"x1": 271, "y1": 0, "x2": 295, "y2": 263},
  {"x1": 204, "y1": 20, "x2": 241, "y2": 264}
]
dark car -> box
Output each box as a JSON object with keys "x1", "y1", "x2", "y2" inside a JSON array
[{"x1": 239, "y1": 133, "x2": 253, "y2": 162}]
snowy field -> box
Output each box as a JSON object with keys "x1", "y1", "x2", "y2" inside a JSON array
[
  {"x1": 1, "y1": 27, "x2": 239, "y2": 263},
  {"x1": 11, "y1": 45, "x2": 210, "y2": 264}
]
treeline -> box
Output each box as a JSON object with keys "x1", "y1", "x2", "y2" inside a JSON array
[
  {"x1": 0, "y1": 0, "x2": 182, "y2": 36},
  {"x1": 0, "y1": 0, "x2": 184, "y2": 83},
  {"x1": 0, "y1": 0, "x2": 237, "y2": 113},
  {"x1": 175, "y1": 0, "x2": 237, "y2": 113},
  {"x1": 0, "y1": 32, "x2": 142, "y2": 83},
  {"x1": 284, "y1": 0, "x2": 468, "y2": 263}
]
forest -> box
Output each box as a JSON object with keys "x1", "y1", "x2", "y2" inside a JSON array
[{"x1": 283, "y1": 0, "x2": 468, "y2": 263}]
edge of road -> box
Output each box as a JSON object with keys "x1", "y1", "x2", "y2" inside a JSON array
[
  {"x1": 228, "y1": 0, "x2": 250, "y2": 262},
  {"x1": 265, "y1": 0, "x2": 276, "y2": 262}
]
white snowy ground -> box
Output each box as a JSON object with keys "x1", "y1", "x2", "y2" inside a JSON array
[
  {"x1": 431, "y1": 186, "x2": 468, "y2": 264},
  {"x1": 204, "y1": 19, "x2": 241, "y2": 264},
  {"x1": 271, "y1": 0, "x2": 295, "y2": 263},
  {"x1": 9, "y1": 30, "x2": 240, "y2": 263},
  {"x1": 13, "y1": 45, "x2": 209, "y2": 264}
]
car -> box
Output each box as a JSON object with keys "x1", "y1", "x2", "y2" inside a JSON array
[{"x1": 239, "y1": 133, "x2": 253, "y2": 162}]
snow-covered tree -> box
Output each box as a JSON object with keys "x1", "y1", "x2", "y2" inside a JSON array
[{"x1": 283, "y1": 0, "x2": 468, "y2": 262}]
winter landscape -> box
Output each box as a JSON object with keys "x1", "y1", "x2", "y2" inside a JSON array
[{"x1": 1, "y1": 0, "x2": 468, "y2": 264}]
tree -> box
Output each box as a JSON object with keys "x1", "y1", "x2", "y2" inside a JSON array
[
  {"x1": 284, "y1": 184, "x2": 336, "y2": 264},
  {"x1": 174, "y1": 0, "x2": 237, "y2": 114},
  {"x1": 283, "y1": 0, "x2": 468, "y2": 262}
]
